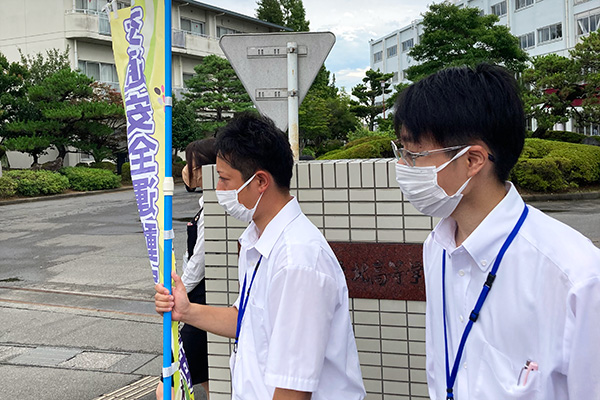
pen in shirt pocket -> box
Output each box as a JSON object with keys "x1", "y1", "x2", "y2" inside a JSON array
[{"x1": 517, "y1": 359, "x2": 538, "y2": 386}]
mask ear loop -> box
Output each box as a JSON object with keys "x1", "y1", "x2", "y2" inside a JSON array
[
  {"x1": 434, "y1": 146, "x2": 472, "y2": 173},
  {"x1": 235, "y1": 173, "x2": 257, "y2": 196}
]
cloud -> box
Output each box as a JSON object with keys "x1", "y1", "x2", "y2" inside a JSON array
[
  {"x1": 201, "y1": 0, "x2": 437, "y2": 89},
  {"x1": 333, "y1": 66, "x2": 369, "y2": 92}
]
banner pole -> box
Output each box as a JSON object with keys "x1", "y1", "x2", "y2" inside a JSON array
[{"x1": 163, "y1": 0, "x2": 174, "y2": 399}]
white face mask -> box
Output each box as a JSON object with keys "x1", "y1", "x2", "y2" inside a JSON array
[
  {"x1": 216, "y1": 174, "x2": 263, "y2": 223},
  {"x1": 395, "y1": 146, "x2": 472, "y2": 218}
]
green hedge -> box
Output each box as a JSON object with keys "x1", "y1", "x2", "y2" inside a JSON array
[
  {"x1": 60, "y1": 167, "x2": 121, "y2": 191},
  {"x1": 5, "y1": 170, "x2": 70, "y2": 196},
  {"x1": 90, "y1": 161, "x2": 117, "y2": 173},
  {"x1": 0, "y1": 176, "x2": 18, "y2": 198},
  {"x1": 318, "y1": 136, "x2": 394, "y2": 160},
  {"x1": 510, "y1": 139, "x2": 600, "y2": 192},
  {"x1": 533, "y1": 130, "x2": 587, "y2": 144},
  {"x1": 121, "y1": 162, "x2": 132, "y2": 185}
]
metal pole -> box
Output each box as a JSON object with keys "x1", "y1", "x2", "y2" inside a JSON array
[
  {"x1": 287, "y1": 42, "x2": 299, "y2": 161},
  {"x1": 163, "y1": 0, "x2": 174, "y2": 399}
]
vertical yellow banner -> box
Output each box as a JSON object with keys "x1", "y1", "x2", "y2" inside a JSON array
[{"x1": 109, "y1": 1, "x2": 194, "y2": 398}]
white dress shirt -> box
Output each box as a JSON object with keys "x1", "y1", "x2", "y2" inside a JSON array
[
  {"x1": 230, "y1": 197, "x2": 366, "y2": 400},
  {"x1": 181, "y1": 196, "x2": 205, "y2": 293},
  {"x1": 424, "y1": 182, "x2": 600, "y2": 400}
]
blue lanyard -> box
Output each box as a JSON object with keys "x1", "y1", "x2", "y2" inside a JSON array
[
  {"x1": 442, "y1": 204, "x2": 528, "y2": 400},
  {"x1": 234, "y1": 255, "x2": 263, "y2": 352}
]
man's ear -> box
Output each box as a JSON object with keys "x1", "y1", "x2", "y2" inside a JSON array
[
  {"x1": 254, "y1": 170, "x2": 270, "y2": 193},
  {"x1": 466, "y1": 145, "x2": 491, "y2": 178}
]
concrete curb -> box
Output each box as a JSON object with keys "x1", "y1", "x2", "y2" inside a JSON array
[
  {"x1": 0, "y1": 186, "x2": 133, "y2": 206},
  {"x1": 521, "y1": 191, "x2": 600, "y2": 202}
]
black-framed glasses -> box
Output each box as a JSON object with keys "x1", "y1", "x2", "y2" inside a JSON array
[{"x1": 391, "y1": 140, "x2": 467, "y2": 167}]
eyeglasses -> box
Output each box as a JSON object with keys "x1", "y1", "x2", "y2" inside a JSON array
[{"x1": 391, "y1": 140, "x2": 467, "y2": 167}]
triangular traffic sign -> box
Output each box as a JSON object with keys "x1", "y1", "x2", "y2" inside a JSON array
[{"x1": 220, "y1": 32, "x2": 335, "y2": 131}]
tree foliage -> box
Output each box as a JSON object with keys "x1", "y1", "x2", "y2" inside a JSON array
[
  {"x1": 570, "y1": 32, "x2": 600, "y2": 130},
  {"x1": 19, "y1": 48, "x2": 70, "y2": 86},
  {"x1": 0, "y1": 54, "x2": 29, "y2": 140},
  {"x1": 406, "y1": 3, "x2": 528, "y2": 81},
  {"x1": 256, "y1": 0, "x2": 309, "y2": 31},
  {"x1": 172, "y1": 96, "x2": 204, "y2": 153},
  {"x1": 351, "y1": 69, "x2": 394, "y2": 131},
  {"x1": 299, "y1": 67, "x2": 359, "y2": 156},
  {"x1": 184, "y1": 55, "x2": 253, "y2": 136},
  {"x1": 521, "y1": 54, "x2": 577, "y2": 133},
  {"x1": 256, "y1": 0, "x2": 284, "y2": 27},
  {"x1": 4, "y1": 66, "x2": 125, "y2": 164},
  {"x1": 522, "y1": 32, "x2": 600, "y2": 135}
]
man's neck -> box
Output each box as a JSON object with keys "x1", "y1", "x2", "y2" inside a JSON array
[
  {"x1": 254, "y1": 191, "x2": 293, "y2": 236},
  {"x1": 452, "y1": 181, "x2": 508, "y2": 247}
]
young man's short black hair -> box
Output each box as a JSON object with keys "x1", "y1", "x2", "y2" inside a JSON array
[
  {"x1": 394, "y1": 63, "x2": 525, "y2": 182},
  {"x1": 215, "y1": 111, "x2": 294, "y2": 190}
]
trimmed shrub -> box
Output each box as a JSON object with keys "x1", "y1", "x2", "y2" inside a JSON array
[
  {"x1": 90, "y1": 161, "x2": 117, "y2": 173},
  {"x1": 0, "y1": 176, "x2": 18, "y2": 198},
  {"x1": 534, "y1": 130, "x2": 587, "y2": 144},
  {"x1": 172, "y1": 161, "x2": 185, "y2": 179},
  {"x1": 510, "y1": 139, "x2": 600, "y2": 192},
  {"x1": 5, "y1": 170, "x2": 70, "y2": 196},
  {"x1": 121, "y1": 162, "x2": 132, "y2": 185},
  {"x1": 60, "y1": 167, "x2": 121, "y2": 191},
  {"x1": 318, "y1": 137, "x2": 394, "y2": 160}
]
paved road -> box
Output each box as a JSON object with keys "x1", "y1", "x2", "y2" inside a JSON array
[
  {"x1": 0, "y1": 185, "x2": 206, "y2": 400},
  {"x1": 0, "y1": 188, "x2": 597, "y2": 399},
  {"x1": 527, "y1": 198, "x2": 600, "y2": 246}
]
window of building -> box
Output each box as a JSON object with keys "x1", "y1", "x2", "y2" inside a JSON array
[
  {"x1": 76, "y1": 0, "x2": 100, "y2": 12},
  {"x1": 518, "y1": 32, "x2": 535, "y2": 49},
  {"x1": 575, "y1": 122, "x2": 600, "y2": 136},
  {"x1": 387, "y1": 45, "x2": 397, "y2": 58},
  {"x1": 181, "y1": 18, "x2": 205, "y2": 36},
  {"x1": 392, "y1": 71, "x2": 399, "y2": 82},
  {"x1": 217, "y1": 26, "x2": 240, "y2": 37},
  {"x1": 491, "y1": 1, "x2": 507, "y2": 16},
  {"x1": 78, "y1": 60, "x2": 118, "y2": 83},
  {"x1": 99, "y1": 13, "x2": 111, "y2": 35},
  {"x1": 75, "y1": 0, "x2": 127, "y2": 12},
  {"x1": 538, "y1": 23, "x2": 562, "y2": 43},
  {"x1": 577, "y1": 12, "x2": 600, "y2": 36},
  {"x1": 401, "y1": 38, "x2": 414, "y2": 52},
  {"x1": 516, "y1": 0, "x2": 534, "y2": 10},
  {"x1": 183, "y1": 73, "x2": 194, "y2": 88},
  {"x1": 373, "y1": 51, "x2": 383, "y2": 63}
]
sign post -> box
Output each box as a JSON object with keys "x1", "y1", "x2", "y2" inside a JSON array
[
  {"x1": 220, "y1": 32, "x2": 335, "y2": 160},
  {"x1": 287, "y1": 42, "x2": 299, "y2": 159}
]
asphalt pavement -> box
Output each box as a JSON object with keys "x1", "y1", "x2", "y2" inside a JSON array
[
  {"x1": 0, "y1": 185, "x2": 207, "y2": 400},
  {"x1": 0, "y1": 186, "x2": 598, "y2": 399}
]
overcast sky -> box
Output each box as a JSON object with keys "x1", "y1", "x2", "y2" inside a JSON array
[{"x1": 202, "y1": 0, "x2": 439, "y2": 91}]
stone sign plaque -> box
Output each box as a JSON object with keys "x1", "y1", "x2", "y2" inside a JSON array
[{"x1": 329, "y1": 242, "x2": 426, "y2": 301}]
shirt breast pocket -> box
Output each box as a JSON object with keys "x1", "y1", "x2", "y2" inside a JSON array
[{"x1": 473, "y1": 343, "x2": 540, "y2": 400}]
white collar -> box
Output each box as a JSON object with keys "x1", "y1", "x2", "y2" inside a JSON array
[
  {"x1": 431, "y1": 182, "x2": 525, "y2": 271},
  {"x1": 239, "y1": 197, "x2": 301, "y2": 260}
]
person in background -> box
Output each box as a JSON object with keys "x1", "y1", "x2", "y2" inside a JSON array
[
  {"x1": 155, "y1": 112, "x2": 366, "y2": 400},
  {"x1": 157, "y1": 138, "x2": 216, "y2": 400},
  {"x1": 392, "y1": 63, "x2": 600, "y2": 399}
]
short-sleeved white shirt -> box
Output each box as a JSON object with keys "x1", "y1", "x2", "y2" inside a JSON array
[
  {"x1": 230, "y1": 197, "x2": 366, "y2": 400},
  {"x1": 424, "y1": 182, "x2": 600, "y2": 399}
]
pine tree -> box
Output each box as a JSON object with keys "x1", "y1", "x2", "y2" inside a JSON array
[{"x1": 256, "y1": 0, "x2": 284, "y2": 27}]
